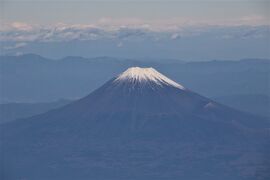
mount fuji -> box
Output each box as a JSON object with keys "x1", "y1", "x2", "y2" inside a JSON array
[{"x1": 1, "y1": 67, "x2": 269, "y2": 180}]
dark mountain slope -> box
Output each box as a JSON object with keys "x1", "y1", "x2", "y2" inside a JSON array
[{"x1": 1, "y1": 67, "x2": 269, "y2": 180}]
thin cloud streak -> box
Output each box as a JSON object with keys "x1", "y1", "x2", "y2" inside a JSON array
[{"x1": 1, "y1": 14, "x2": 269, "y2": 31}]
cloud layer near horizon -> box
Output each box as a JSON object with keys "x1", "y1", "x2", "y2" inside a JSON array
[
  {"x1": 1, "y1": 19, "x2": 269, "y2": 41},
  {"x1": 0, "y1": 21, "x2": 269, "y2": 60}
]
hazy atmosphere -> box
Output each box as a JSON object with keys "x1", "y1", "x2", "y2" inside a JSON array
[{"x1": 0, "y1": 1, "x2": 269, "y2": 180}]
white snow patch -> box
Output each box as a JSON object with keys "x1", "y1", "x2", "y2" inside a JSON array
[
  {"x1": 114, "y1": 67, "x2": 185, "y2": 90},
  {"x1": 204, "y1": 102, "x2": 217, "y2": 109},
  {"x1": 171, "y1": 33, "x2": 180, "y2": 40}
]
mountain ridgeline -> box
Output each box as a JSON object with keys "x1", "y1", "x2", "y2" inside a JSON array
[
  {"x1": 1, "y1": 67, "x2": 269, "y2": 180},
  {"x1": 1, "y1": 54, "x2": 269, "y2": 103}
]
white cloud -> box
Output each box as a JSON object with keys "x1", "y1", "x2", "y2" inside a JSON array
[
  {"x1": 171, "y1": 33, "x2": 180, "y2": 40},
  {"x1": 212, "y1": 15, "x2": 269, "y2": 27},
  {"x1": 11, "y1": 22, "x2": 33, "y2": 31},
  {"x1": 0, "y1": 17, "x2": 269, "y2": 44},
  {"x1": 3, "y1": 42, "x2": 28, "y2": 50}
]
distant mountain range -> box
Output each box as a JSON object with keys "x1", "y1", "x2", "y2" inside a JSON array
[
  {"x1": 214, "y1": 94, "x2": 270, "y2": 118},
  {"x1": 1, "y1": 67, "x2": 269, "y2": 180},
  {"x1": 1, "y1": 54, "x2": 269, "y2": 103},
  {"x1": 0, "y1": 99, "x2": 71, "y2": 123}
]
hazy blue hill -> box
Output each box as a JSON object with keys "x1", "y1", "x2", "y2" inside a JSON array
[
  {"x1": 213, "y1": 94, "x2": 270, "y2": 117},
  {"x1": 0, "y1": 54, "x2": 269, "y2": 103},
  {"x1": 0, "y1": 99, "x2": 71, "y2": 123}
]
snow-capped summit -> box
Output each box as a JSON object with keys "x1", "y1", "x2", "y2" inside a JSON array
[{"x1": 114, "y1": 67, "x2": 185, "y2": 90}]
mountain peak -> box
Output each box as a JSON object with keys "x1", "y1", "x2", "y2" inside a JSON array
[{"x1": 114, "y1": 67, "x2": 185, "y2": 90}]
